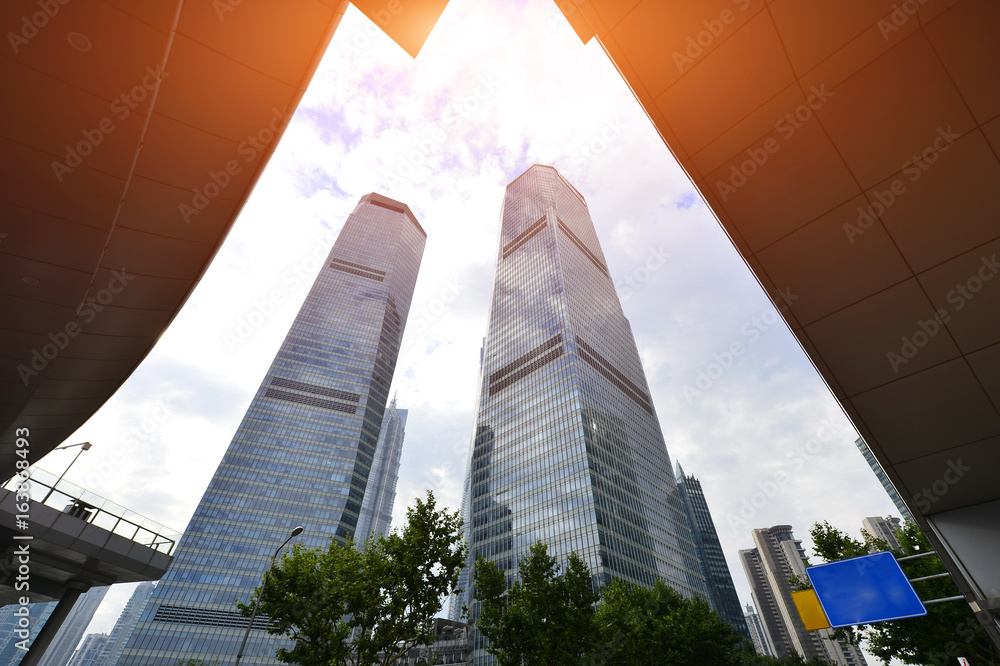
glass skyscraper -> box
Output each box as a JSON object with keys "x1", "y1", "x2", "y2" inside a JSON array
[
  {"x1": 118, "y1": 193, "x2": 426, "y2": 665},
  {"x1": 740, "y1": 525, "x2": 868, "y2": 665},
  {"x1": 457, "y1": 165, "x2": 705, "y2": 660},
  {"x1": 68, "y1": 633, "x2": 109, "y2": 666},
  {"x1": 675, "y1": 463, "x2": 750, "y2": 640},
  {"x1": 0, "y1": 600, "x2": 55, "y2": 665},
  {"x1": 95, "y1": 581, "x2": 156, "y2": 665},
  {"x1": 355, "y1": 397, "x2": 408, "y2": 543},
  {"x1": 855, "y1": 436, "x2": 914, "y2": 523}
]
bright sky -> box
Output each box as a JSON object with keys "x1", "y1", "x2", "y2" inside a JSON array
[{"x1": 47, "y1": 0, "x2": 901, "y2": 657}]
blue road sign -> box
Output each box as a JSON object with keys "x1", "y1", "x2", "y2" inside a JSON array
[{"x1": 806, "y1": 551, "x2": 927, "y2": 627}]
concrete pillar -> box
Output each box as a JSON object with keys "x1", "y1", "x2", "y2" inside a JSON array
[{"x1": 19, "y1": 580, "x2": 90, "y2": 666}]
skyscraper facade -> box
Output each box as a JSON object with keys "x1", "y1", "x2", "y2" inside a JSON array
[
  {"x1": 740, "y1": 525, "x2": 867, "y2": 665},
  {"x1": 744, "y1": 603, "x2": 773, "y2": 656},
  {"x1": 855, "y1": 437, "x2": 914, "y2": 523},
  {"x1": 0, "y1": 601, "x2": 54, "y2": 666},
  {"x1": 861, "y1": 515, "x2": 902, "y2": 553},
  {"x1": 458, "y1": 165, "x2": 705, "y2": 660},
  {"x1": 355, "y1": 397, "x2": 408, "y2": 543},
  {"x1": 675, "y1": 463, "x2": 749, "y2": 640},
  {"x1": 118, "y1": 193, "x2": 426, "y2": 665},
  {"x1": 67, "y1": 633, "x2": 109, "y2": 666},
  {"x1": 96, "y1": 581, "x2": 156, "y2": 665}
]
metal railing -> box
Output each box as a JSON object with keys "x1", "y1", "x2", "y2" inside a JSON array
[{"x1": 5, "y1": 467, "x2": 180, "y2": 555}]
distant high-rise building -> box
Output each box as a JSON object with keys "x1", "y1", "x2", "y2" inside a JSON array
[
  {"x1": 855, "y1": 437, "x2": 914, "y2": 523},
  {"x1": 456, "y1": 165, "x2": 705, "y2": 662},
  {"x1": 118, "y1": 193, "x2": 426, "y2": 665},
  {"x1": 68, "y1": 633, "x2": 109, "y2": 666},
  {"x1": 96, "y1": 581, "x2": 156, "y2": 665},
  {"x1": 355, "y1": 397, "x2": 408, "y2": 543},
  {"x1": 861, "y1": 515, "x2": 902, "y2": 552},
  {"x1": 675, "y1": 462, "x2": 749, "y2": 640},
  {"x1": 35, "y1": 586, "x2": 109, "y2": 666},
  {"x1": 0, "y1": 601, "x2": 56, "y2": 666},
  {"x1": 744, "y1": 603, "x2": 773, "y2": 656},
  {"x1": 740, "y1": 525, "x2": 867, "y2": 665}
]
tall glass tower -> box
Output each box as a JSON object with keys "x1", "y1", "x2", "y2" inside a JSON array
[
  {"x1": 97, "y1": 581, "x2": 156, "y2": 665},
  {"x1": 355, "y1": 397, "x2": 408, "y2": 543},
  {"x1": 117, "y1": 193, "x2": 426, "y2": 665},
  {"x1": 675, "y1": 463, "x2": 749, "y2": 640},
  {"x1": 459, "y1": 165, "x2": 705, "y2": 660},
  {"x1": 855, "y1": 436, "x2": 914, "y2": 523}
]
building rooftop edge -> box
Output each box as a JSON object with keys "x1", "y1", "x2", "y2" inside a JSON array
[{"x1": 360, "y1": 192, "x2": 427, "y2": 237}]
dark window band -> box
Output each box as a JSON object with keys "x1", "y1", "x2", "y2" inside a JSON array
[
  {"x1": 576, "y1": 338, "x2": 654, "y2": 415},
  {"x1": 270, "y1": 377, "x2": 360, "y2": 403},
  {"x1": 330, "y1": 258, "x2": 385, "y2": 282},
  {"x1": 154, "y1": 605, "x2": 272, "y2": 630},
  {"x1": 264, "y1": 388, "x2": 358, "y2": 414},
  {"x1": 365, "y1": 197, "x2": 426, "y2": 236},
  {"x1": 501, "y1": 216, "x2": 548, "y2": 260},
  {"x1": 489, "y1": 333, "x2": 564, "y2": 385},
  {"x1": 557, "y1": 218, "x2": 609, "y2": 277},
  {"x1": 490, "y1": 346, "x2": 564, "y2": 395},
  {"x1": 330, "y1": 257, "x2": 386, "y2": 276}
]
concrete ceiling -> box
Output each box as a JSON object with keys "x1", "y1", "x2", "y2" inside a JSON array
[
  {"x1": 556, "y1": 0, "x2": 1000, "y2": 638},
  {"x1": 0, "y1": 0, "x2": 352, "y2": 475}
]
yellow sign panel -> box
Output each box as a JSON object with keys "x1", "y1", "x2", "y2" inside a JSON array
[{"x1": 792, "y1": 589, "x2": 831, "y2": 631}]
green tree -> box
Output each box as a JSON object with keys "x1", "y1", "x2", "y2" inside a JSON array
[
  {"x1": 238, "y1": 491, "x2": 468, "y2": 666},
  {"x1": 806, "y1": 520, "x2": 999, "y2": 666},
  {"x1": 475, "y1": 542, "x2": 822, "y2": 665},
  {"x1": 474, "y1": 542, "x2": 599, "y2": 665},
  {"x1": 592, "y1": 577, "x2": 745, "y2": 664}
]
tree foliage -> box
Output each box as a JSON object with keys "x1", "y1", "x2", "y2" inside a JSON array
[
  {"x1": 806, "y1": 520, "x2": 999, "y2": 666},
  {"x1": 474, "y1": 542, "x2": 826, "y2": 665},
  {"x1": 593, "y1": 578, "x2": 746, "y2": 665},
  {"x1": 237, "y1": 491, "x2": 467, "y2": 666},
  {"x1": 475, "y1": 542, "x2": 598, "y2": 665}
]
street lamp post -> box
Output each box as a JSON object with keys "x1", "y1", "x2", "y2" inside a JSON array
[
  {"x1": 41, "y1": 441, "x2": 92, "y2": 503},
  {"x1": 235, "y1": 525, "x2": 304, "y2": 665}
]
